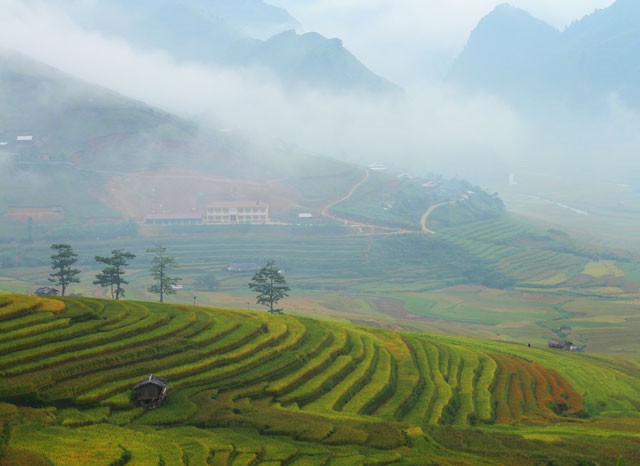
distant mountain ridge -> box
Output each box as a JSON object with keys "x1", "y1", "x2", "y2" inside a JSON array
[
  {"x1": 448, "y1": 0, "x2": 640, "y2": 111},
  {"x1": 229, "y1": 30, "x2": 398, "y2": 92},
  {"x1": 72, "y1": 0, "x2": 398, "y2": 93}
]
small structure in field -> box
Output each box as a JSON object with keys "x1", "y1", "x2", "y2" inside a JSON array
[
  {"x1": 227, "y1": 263, "x2": 262, "y2": 274},
  {"x1": 133, "y1": 375, "x2": 168, "y2": 409},
  {"x1": 570, "y1": 345, "x2": 585, "y2": 353},
  {"x1": 548, "y1": 339, "x2": 573, "y2": 351},
  {"x1": 35, "y1": 287, "x2": 59, "y2": 296}
]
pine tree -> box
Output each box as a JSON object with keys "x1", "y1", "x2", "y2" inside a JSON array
[
  {"x1": 94, "y1": 249, "x2": 136, "y2": 300},
  {"x1": 49, "y1": 244, "x2": 80, "y2": 296},
  {"x1": 147, "y1": 246, "x2": 180, "y2": 303},
  {"x1": 248, "y1": 261, "x2": 290, "y2": 314}
]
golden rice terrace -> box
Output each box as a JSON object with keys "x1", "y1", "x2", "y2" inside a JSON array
[{"x1": 0, "y1": 294, "x2": 639, "y2": 465}]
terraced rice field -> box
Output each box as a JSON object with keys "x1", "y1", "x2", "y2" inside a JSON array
[
  {"x1": 439, "y1": 218, "x2": 606, "y2": 286},
  {"x1": 1, "y1": 295, "x2": 639, "y2": 465}
]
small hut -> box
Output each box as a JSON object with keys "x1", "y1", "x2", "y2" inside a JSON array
[
  {"x1": 548, "y1": 339, "x2": 573, "y2": 351},
  {"x1": 35, "y1": 287, "x2": 59, "y2": 296},
  {"x1": 133, "y1": 375, "x2": 168, "y2": 409}
]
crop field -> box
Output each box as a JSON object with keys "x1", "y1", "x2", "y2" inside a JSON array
[
  {"x1": 438, "y1": 218, "x2": 595, "y2": 286},
  {"x1": 2, "y1": 211, "x2": 640, "y2": 358},
  {"x1": 1, "y1": 295, "x2": 639, "y2": 465}
]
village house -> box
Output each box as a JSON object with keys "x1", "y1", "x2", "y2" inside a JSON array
[
  {"x1": 133, "y1": 375, "x2": 168, "y2": 409},
  {"x1": 548, "y1": 339, "x2": 573, "y2": 351},
  {"x1": 34, "y1": 287, "x2": 59, "y2": 296}
]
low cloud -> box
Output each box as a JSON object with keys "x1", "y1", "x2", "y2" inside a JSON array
[
  {"x1": 2, "y1": 0, "x2": 637, "y2": 188},
  {"x1": 0, "y1": 0, "x2": 530, "y2": 181}
]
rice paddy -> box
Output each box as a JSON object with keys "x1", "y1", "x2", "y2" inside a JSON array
[{"x1": 1, "y1": 294, "x2": 639, "y2": 465}]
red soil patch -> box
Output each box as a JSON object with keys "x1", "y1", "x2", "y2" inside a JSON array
[
  {"x1": 98, "y1": 168, "x2": 303, "y2": 219},
  {"x1": 6, "y1": 207, "x2": 64, "y2": 222}
]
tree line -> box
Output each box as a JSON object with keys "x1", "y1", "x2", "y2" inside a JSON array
[
  {"x1": 48, "y1": 244, "x2": 290, "y2": 312},
  {"x1": 48, "y1": 244, "x2": 180, "y2": 302}
]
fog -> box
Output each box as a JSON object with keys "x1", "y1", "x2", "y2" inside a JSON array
[{"x1": 1, "y1": 0, "x2": 637, "y2": 187}]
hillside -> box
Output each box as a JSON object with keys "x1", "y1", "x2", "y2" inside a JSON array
[
  {"x1": 0, "y1": 294, "x2": 638, "y2": 465},
  {"x1": 0, "y1": 51, "x2": 497, "y2": 242},
  {"x1": 0, "y1": 50, "x2": 264, "y2": 228},
  {"x1": 448, "y1": 0, "x2": 640, "y2": 110},
  {"x1": 0, "y1": 51, "x2": 203, "y2": 170}
]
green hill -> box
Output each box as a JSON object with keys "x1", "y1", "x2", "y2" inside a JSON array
[
  {"x1": 0, "y1": 294, "x2": 638, "y2": 465},
  {"x1": 0, "y1": 51, "x2": 473, "y2": 236}
]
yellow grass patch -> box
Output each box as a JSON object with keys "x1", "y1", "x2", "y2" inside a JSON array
[
  {"x1": 521, "y1": 433, "x2": 563, "y2": 442},
  {"x1": 586, "y1": 287, "x2": 624, "y2": 295},
  {"x1": 405, "y1": 426, "x2": 424, "y2": 436},
  {"x1": 582, "y1": 260, "x2": 624, "y2": 277},
  {"x1": 38, "y1": 298, "x2": 66, "y2": 315},
  {"x1": 530, "y1": 273, "x2": 567, "y2": 286}
]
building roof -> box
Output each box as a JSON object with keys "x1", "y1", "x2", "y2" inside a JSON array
[
  {"x1": 144, "y1": 213, "x2": 202, "y2": 221},
  {"x1": 133, "y1": 375, "x2": 168, "y2": 390},
  {"x1": 35, "y1": 287, "x2": 59, "y2": 296},
  {"x1": 208, "y1": 201, "x2": 268, "y2": 208},
  {"x1": 548, "y1": 339, "x2": 572, "y2": 348}
]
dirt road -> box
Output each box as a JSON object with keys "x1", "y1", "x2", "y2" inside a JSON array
[{"x1": 420, "y1": 201, "x2": 455, "y2": 234}]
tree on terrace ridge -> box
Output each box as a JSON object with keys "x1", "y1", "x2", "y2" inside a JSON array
[
  {"x1": 49, "y1": 243, "x2": 80, "y2": 296},
  {"x1": 249, "y1": 260, "x2": 290, "y2": 314},
  {"x1": 147, "y1": 245, "x2": 180, "y2": 303},
  {"x1": 94, "y1": 249, "x2": 136, "y2": 300}
]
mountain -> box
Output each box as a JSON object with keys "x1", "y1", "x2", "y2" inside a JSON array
[
  {"x1": 448, "y1": 0, "x2": 640, "y2": 111},
  {"x1": 448, "y1": 4, "x2": 560, "y2": 105},
  {"x1": 72, "y1": 0, "x2": 397, "y2": 93},
  {"x1": 228, "y1": 30, "x2": 399, "y2": 92}
]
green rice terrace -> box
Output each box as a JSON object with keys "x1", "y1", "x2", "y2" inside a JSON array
[{"x1": 0, "y1": 294, "x2": 639, "y2": 465}]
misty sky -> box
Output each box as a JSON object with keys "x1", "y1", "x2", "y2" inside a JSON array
[
  {"x1": 1, "y1": 0, "x2": 635, "y2": 183},
  {"x1": 269, "y1": 0, "x2": 615, "y2": 83}
]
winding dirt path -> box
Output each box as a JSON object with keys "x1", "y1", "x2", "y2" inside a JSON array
[
  {"x1": 420, "y1": 201, "x2": 456, "y2": 234},
  {"x1": 320, "y1": 169, "x2": 417, "y2": 234},
  {"x1": 321, "y1": 168, "x2": 370, "y2": 221},
  {"x1": 321, "y1": 169, "x2": 463, "y2": 236}
]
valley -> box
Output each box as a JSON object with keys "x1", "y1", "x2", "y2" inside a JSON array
[{"x1": 2, "y1": 1, "x2": 640, "y2": 464}]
